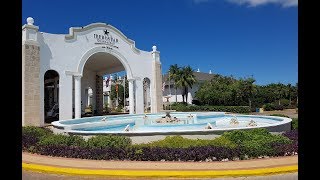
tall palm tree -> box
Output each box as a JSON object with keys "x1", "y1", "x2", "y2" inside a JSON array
[
  {"x1": 168, "y1": 64, "x2": 180, "y2": 102},
  {"x1": 176, "y1": 66, "x2": 197, "y2": 103}
]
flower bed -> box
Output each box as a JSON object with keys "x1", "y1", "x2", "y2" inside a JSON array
[{"x1": 22, "y1": 127, "x2": 298, "y2": 162}]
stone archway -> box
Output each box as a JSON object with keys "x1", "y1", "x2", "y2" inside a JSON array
[{"x1": 73, "y1": 51, "x2": 135, "y2": 118}]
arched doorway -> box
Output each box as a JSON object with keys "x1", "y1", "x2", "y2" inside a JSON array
[
  {"x1": 44, "y1": 70, "x2": 59, "y2": 123},
  {"x1": 143, "y1": 78, "x2": 151, "y2": 113},
  {"x1": 79, "y1": 52, "x2": 130, "y2": 117}
]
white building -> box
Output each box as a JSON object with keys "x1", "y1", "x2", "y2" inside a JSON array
[
  {"x1": 22, "y1": 17, "x2": 163, "y2": 126},
  {"x1": 162, "y1": 71, "x2": 215, "y2": 104}
]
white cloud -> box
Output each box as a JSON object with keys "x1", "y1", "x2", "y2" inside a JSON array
[
  {"x1": 193, "y1": 0, "x2": 298, "y2": 7},
  {"x1": 228, "y1": 0, "x2": 298, "y2": 7}
]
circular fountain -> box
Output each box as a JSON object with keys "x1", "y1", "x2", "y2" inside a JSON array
[{"x1": 52, "y1": 112, "x2": 292, "y2": 136}]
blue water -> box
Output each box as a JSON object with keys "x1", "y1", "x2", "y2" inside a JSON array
[
  {"x1": 56, "y1": 112, "x2": 286, "y2": 133},
  {"x1": 76, "y1": 123, "x2": 135, "y2": 131}
]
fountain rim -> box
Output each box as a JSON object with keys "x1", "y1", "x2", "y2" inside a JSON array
[{"x1": 51, "y1": 112, "x2": 292, "y2": 135}]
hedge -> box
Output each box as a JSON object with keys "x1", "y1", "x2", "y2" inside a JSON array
[
  {"x1": 87, "y1": 135, "x2": 132, "y2": 149},
  {"x1": 38, "y1": 134, "x2": 87, "y2": 147},
  {"x1": 35, "y1": 145, "x2": 241, "y2": 161},
  {"x1": 136, "y1": 136, "x2": 237, "y2": 149},
  {"x1": 222, "y1": 128, "x2": 292, "y2": 157},
  {"x1": 22, "y1": 127, "x2": 298, "y2": 162},
  {"x1": 170, "y1": 103, "x2": 250, "y2": 114}
]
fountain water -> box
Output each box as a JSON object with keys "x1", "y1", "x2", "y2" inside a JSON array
[
  {"x1": 247, "y1": 119, "x2": 257, "y2": 127},
  {"x1": 124, "y1": 124, "x2": 130, "y2": 132},
  {"x1": 230, "y1": 115, "x2": 239, "y2": 125},
  {"x1": 205, "y1": 122, "x2": 214, "y2": 129}
]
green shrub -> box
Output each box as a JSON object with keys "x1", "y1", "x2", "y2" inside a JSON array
[
  {"x1": 273, "y1": 104, "x2": 284, "y2": 110},
  {"x1": 38, "y1": 134, "x2": 86, "y2": 147},
  {"x1": 263, "y1": 103, "x2": 275, "y2": 111},
  {"x1": 208, "y1": 136, "x2": 237, "y2": 148},
  {"x1": 263, "y1": 103, "x2": 284, "y2": 111},
  {"x1": 222, "y1": 128, "x2": 291, "y2": 157},
  {"x1": 143, "y1": 136, "x2": 237, "y2": 149},
  {"x1": 22, "y1": 126, "x2": 53, "y2": 138},
  {"x1": 279, "y1": 99, "x2": 290, "y2": 107},
  {"x1": 87, "y1": 135, "x2": 132, "y2": 149},
  {"x1": 291, "y1": 118, "x2": 298, "y2": 130},
  {"x1": 170, "y1": 104, "x2": 250, "y2": 114},
  {"x1": 143, "y1": 136, "x2": 191, "y2": 148},
  {"x1": 270, "y1": 114, "x2": 290, "y2": 118}
]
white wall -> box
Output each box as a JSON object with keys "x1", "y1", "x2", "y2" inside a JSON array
[
  {"x1": 32, "y1": 23, "x2": 159, "y2": 119},
  {"x1": 163, "y1": 83, "x2": 200, "y2": 104}
]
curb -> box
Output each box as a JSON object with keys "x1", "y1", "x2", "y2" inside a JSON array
[{"x1": 22, "y1": 162, "x2": 298, "y2": 178}]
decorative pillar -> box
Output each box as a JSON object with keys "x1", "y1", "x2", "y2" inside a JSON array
[
  {"x1": 86, "y1": 89, "x2": 89, "y2": 106},
  {"x1": 22, "y1": 17, "x2": 42, "y2": 126},
  {"x1": 151, "y1": 45, "x2": 163, "y2": 113},
  {"x1": 95, "y1": 75, "x2": 104, "y2": 115},
  {"x1": 135, "y1": 79, "x2": 144, "y2": 114},
  {"x1": 128, "y1": 79, "x2": 135, "y2": 114},
  {"x1": 59, "y1": 74, "x2": 73, "y2": 120},
  {"x1": 74, "y1": 75, "x2": 82, "y2": 118},
  {"x1": 107, "y1": 92, "x2": 112, "y2": 109}
]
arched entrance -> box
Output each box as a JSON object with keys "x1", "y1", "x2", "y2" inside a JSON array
[
  {"x1": 44, "y1": 70, "x2": 59, "y2": 123},
  {"x1": 78, "y1": 52, "x2": 131, "y2": 117}
]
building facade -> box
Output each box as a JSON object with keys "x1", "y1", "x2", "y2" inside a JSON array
[{"x1": 22, "y1": 17, "x2": 163, "y2": 126}]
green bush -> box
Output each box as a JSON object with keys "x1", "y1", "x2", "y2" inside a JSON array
[
  {"x1": 22, "y1": 126, "x2": 53, "y2": 138},
  {"x1": 270, "y1": 114, "x2": 290, "y2": 118},
  {"x1": 170, "y1": 103, "x2": 250, "y2": 114},
  {"x1": 291, "y1": 118, "x2": 298, "y2": 130},
  {"x1": 146, "y1": 136, "x2": 191, "y2": 148},
  {"x1": 273, "y1": 104, "x2": 284, "y2": 110},
  {"x1": 87, "y1": 135, "x2": 132, "y2": 149},
  {"x1": 38, "y1": 134, "x2": 86, "y2": 147},
  {"x1": 279, "y1": 99, "x2": 290, "y2": 107},
  {"x1": 263, "y1": 103, "x2": 284, "y2": 111},
  {"x1": 263, "y1": 103, "x2": 275, "y2": 111},
  {"x1": 208, "y1": 136, "x2": 237, "y2": 148},
  {"x1": 222, "y1": 128, "x2": 291, "y2": 157},
  {"x1": 142, "y1": 136, "x2": 237, "y2": 149}
]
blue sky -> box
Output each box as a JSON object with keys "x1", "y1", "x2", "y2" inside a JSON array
[{"x1": 22, "y1": 0, "x2": 297, "y2": 85}]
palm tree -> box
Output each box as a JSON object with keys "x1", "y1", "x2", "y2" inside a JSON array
[
  {"x1": 168, "y1": 64, "x2": 180, "y2": 102},
  {"x1": 244, "y1": 77, "x2": 257, "y2": 108},
  {"x1": 176, "y1": 66, "x2": 197, "y2": 103}
]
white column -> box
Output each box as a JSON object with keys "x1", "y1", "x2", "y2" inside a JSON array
[
  {"x1": 74, "y1": 75, "x2": 82, "y2": 118},
  {"x1": 59, "y1": 75, "x2": 73, "y2": 120},
  {"x1": 87, "y1": 90, "x2": 90, "y2": 106},
  {"x1": 107, "y1": 92, "x2": 112, "y2": 108},
  {"x1": 151, "y1": 45, "x2": 162, "y2": 113},
  {"x1": 128, "y1": 79, "x2": 135, "y2": 114},
  {"x1": 135, "y1": 79, "x2": 144, "y2": 114}
]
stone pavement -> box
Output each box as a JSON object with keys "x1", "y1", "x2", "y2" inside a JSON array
[{"x1": 22, "y1": 152, "x2": 298, "y2": 179}]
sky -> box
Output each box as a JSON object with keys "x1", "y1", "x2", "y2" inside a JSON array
[{"x1": 22, "y1": 0, "x2": 297, "y2": 85}]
